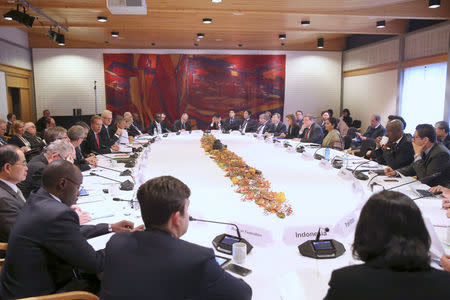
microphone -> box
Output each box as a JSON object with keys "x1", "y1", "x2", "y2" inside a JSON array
[
  {"x1": 352, "y1": 161, "x2": 371, "y2": 180},
  {"x1": 296, "y1": 143, "x2": 305, "y2": 153},
  {"x1": 89, "y1": 172, "x2": 135, "y2": 191},
  {"x1": 331, "y1": 156, "x2": 344, "y2": 169},
  {"x1": 92, "y1": 164, "x2": 132, "y2": 176},
  {"x1": 410, "y1": 191, "x2": 443, "y2": 201},
  {"x1": 189, "y1": 216, "x2": 253, "y2": 255},
  {"x1": 313, "y1": 147, "x2": 324, "y2": 160},
  {"x1": 386, "y1": 171, "x2": 442, "y2": 191},
  {"x1": 315, "y1": 227, "x2": 329, "y2": 241}
]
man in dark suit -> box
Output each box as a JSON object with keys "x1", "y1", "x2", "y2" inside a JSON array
[
  {"x1": 240, "y1": 110, "x2": 258, "y2": 133},
  {"x1": 386, "y1": 124, "x2": 450, "y2": 187},
  {"x1": 356, "y1": 114, "x2": 385, "y2": 142},
  {"x1": 255, "y1": 113, "x2": 272, "y2": 134},
  {"x1": 268, "y1": 113, "x2": 287, "y2": 136},
  {"x1": 173, "y1": 113, "x2": 192, "y2": 132},
  {"x1": 370, "y1": 120, "x2": 414, "y2": 170},
  {"x1": 160, "y1": 113, "x2": 171, "y2": 133},
  {"x1": 100, "y1": 110, "x2": 121, "y2": 147},
  {"x1": 435, "y1": 121, "x2": 450, "y2": 150},
  {"x1": 36, "y1": 109, "x2": 50, "y2": 133},
  {"x1": 124, "y1": 112, "x2": 143, "y2": 137},
  {"x1": 0, "y1": 160, "x2": 135, "y2": 299},
  {"x1": 100, "y1": 175, "x2": 252, "y2": 299},
  {"x1": 223, "y1": 110, "x2": 241, "y2": 131},
  {"x1": 146, "y1": 113, "x2": 169, "y2": 135},
  {"x1": 18, "y1": 140, "x2": 75, "y2": 199},
  {"x1": 208, "y1": 113, "x2": 224, "y2": 131},
  {"x1": 23, "y1": 122, "x2": 45, "y2": 150},
  {"x1": 0, "y1": 120, "x2": 8, "y2": 146},
  {"x1": 296, "y1": 110, "x2": 304, "y2": 128},
  {"x1": 0, "y1": 145, "x2": 27, "y2": 243},
  {"x1": 68, "y1": 125, "x2": 97, "y2": 172},
  {"x1": 299, "y1": 115, "x2": 324, "y2": 144},
  {"x1": 84, "y1": 115, "x2": 119, "y2": 155}
]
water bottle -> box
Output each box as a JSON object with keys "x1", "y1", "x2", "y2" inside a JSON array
[
  {"x1": 324, "y1": 147, "x2": 330, "y2": 161},
  {"x1": 344, "y1": 151, "x2": 349, "y2": 168}
]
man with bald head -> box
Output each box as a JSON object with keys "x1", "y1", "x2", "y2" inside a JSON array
[
  {"x1": 370, "y1": 119, "x2": 414, "y2": 170},
  {"x1": 0, "y1": 160, "x2": 135, "y2": 298}
]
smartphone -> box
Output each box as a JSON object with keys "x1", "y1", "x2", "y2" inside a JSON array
[
  {"x1": 215, "y1": 255, "x2": 231, "y2": 267},
  {"x1": 224, "y1": 263, "x2": 252, "y2": 276}
]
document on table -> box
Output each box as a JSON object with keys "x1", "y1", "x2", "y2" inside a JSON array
[{"x1": 88, "y1": 232, "x2": 115, "y2": 251}]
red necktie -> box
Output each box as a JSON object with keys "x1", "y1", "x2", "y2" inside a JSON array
[
  {"x1": 305, "y1": 128, "x2": 310, "y2": 139},
  {"x1": 95, "y1": 133, "x2": 100, "y2": 147}
]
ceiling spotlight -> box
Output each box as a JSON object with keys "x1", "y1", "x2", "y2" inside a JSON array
[
  {"x1": 300, "y1": 20, "x2": 310, "y2": 26},
  {"x1": 97, "y1": 16, "x2": 108, "y2": 22},
  {"x1": 202, "y1": 18, "x2": 213, "y2": 24},
  {"x1": 197, "y1": 33, "x2": 205, "y2": 39},
  {"x1": 317, "y1": 37, "x2": 324, "y2": 49},
  {"x1": 194, "y1": 43, "x2": 199, "y2": 47},
  {"x1": 428, "y1": 0, "x2": 440, "y2": 8},
  {"x1": 279, "y1": 34, "x2": 286, "y2": 40},
  {"x1": 111, "y1": 31, "x2": 119, "y2": 37},
  {"x1": 3, "y1": 4, "x2": 35, "y2": 27},
  {"x1": 238, "y1": 44, "x2": 243, "y2": 47},
  {"x1": 211, "y1": 0, "x2": 222, "y2": 2},
  {"x1": 56, "y1": 33, "x2": 65, "y2": 46},
  {"x1": 376, "y1": 20, "x2": 386, "y2": 28}
]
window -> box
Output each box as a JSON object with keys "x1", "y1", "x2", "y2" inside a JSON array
[{"x1": 400, "y1": 62, "x2": 447, "y2": 133}]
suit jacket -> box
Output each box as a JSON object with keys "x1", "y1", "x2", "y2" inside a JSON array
[
  {"x1": 173, "y1": 119, "x2": 192, "y2": 132},
  {"x1": 7, "y1": 135, "x2": 29, "y2": 148},
  {"x1": 17, "y1": 153, "x2": 48, "y2": 199},
  {"x1": 145, "y1": 121, "x2": 168, "y2": 135},
  {"x1": 300, "y1": 123, "x2": 324, "y2": 144},
  {"x1": 268, "y1": 122, "x2": 287, "y2": 136},
  {"x1": 363, "y1": 124, "x2": 385, "y2": 140},
  {"x1": 161, "y1": 120, "x2": 171, "y2": 133},
  {"x1": 438, "y1": 134, "x2": 450, "y2": 150},
  {"x1": 223, "y1": 118, "x2": 241, "y2": 131},
  {"x1": 0, "y1": 136, "x2": 7, "y2": 146},
  {"x1": 127, "y1": 123, "x2": 142, "y2": 137},
  {"x1": 100, "y1": 125, "x2": 119, "y2": 148},
  {"x1": 397, "y1": 143, "x2": 450, "y2": 187},
  {"x1": 84, "y1": 129, "x2": 111, "y2": 155},
  {"x1": 74, "y1": 146, "x2": 91, "y2": 172},
  {"x1": 285, "y1": 125, "x2": 300, "y2": 139},
  {"x1": 256, "y1": 121, "x2": 272, "y2": 134},
  {"x1": 0, "y1": 180, "x2": 25, "y2": 243},
  {"x1": 371, "y1": 135, "x2": 414, "y2": 170},
  {"x1": 324, "y1": 262, "x2": 450, "y2": 300},
  {"x1": 23, "y1": 132, "x2": 45, "y2": 150},
  {"x1": 100, "y1": 230, "x2": 252, "y2": 300},
  {"x1": 240, "y1": 118, "x2": 259, "y2": 133},
  {"x1": 0, "y1": 188, "x2": 107, "y2": 299},
  {"x1": 35, "y1": 117, "x2": 47, "y2": 133}
]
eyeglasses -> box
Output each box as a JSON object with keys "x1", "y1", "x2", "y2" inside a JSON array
[
  {"x1": 56, "y1": 136, "x2": 69, "y2": 140},
  {"x1": 63, "y1": 177, "x2": 82, "y2": 189},
  {"x1": 13, "y1": 160, "x2": 27, "y2": 167}
]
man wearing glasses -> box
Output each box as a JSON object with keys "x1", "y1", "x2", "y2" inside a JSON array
[
  {"x1": 0, "y1": 145, "x2": 28, "y2": 245},
  {"x1": 18, "y1": 140, "x2": 75, "y2": 199},
  {"x1": 385, "y1": 124, "x2": 450, "y2": 187},
  {"x1": 0, "y1": 160, "x2": 135, "y2": 298}
]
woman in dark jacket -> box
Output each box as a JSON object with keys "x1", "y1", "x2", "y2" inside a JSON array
[{"x1": 280, "y1": 114, "x2": 299, "y2": 139}]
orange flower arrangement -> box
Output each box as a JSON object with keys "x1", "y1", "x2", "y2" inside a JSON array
[{"x1": 201, "y1": 134, "x2": 293, "y2": 218}]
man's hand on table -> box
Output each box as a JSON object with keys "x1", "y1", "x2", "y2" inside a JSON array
[
  {"x1": 441, "y1": 255, "x2": 450, "y2": 272},
  {"x1": 111, "y1": 220, "x2": 135, "y2": 232}
]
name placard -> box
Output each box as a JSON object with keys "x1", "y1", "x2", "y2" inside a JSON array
[{"x1": 282, "y1": 225, "x2": 334, "y2": 246}]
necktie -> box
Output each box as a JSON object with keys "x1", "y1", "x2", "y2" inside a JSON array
[
  {"x1": 257, "y1": 125, "x2": 263, "y2": 134},
  {"x1": 182, "y1": 122, "x2": 185, "y2": 130},
  {"x1": 95, "y1": 133, "x2": 100, "y2": 148},
  {"x1": 105, "y1": 126, "x2": 110, "y2": 139},
  {"x1": 16, "y1": 188, "x2": 26, "y2": 203},
  {"x1": 305, "y1": 128, "x2": 310, "y2": 139},
  {"x1": 242, "y1": 120, "x2": 248, "y2": 132}
]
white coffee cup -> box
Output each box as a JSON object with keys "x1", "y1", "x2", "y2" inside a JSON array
[
  {"x1": 380, "y1": 136, "x2": 389, "y2": 146},
  {"x1": 232, "y1": 242, "x2": 247, "y2": 264}
]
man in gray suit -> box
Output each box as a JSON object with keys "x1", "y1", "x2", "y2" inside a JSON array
[
  {"x1": 0, "y1": 145, "x2": 28, "y2": 243},
  {"x1": 386, "y1": 124, "x2": 450, "y2": 187}
]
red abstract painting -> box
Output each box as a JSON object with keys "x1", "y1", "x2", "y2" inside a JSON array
[{"x1": 104, "y1": 54, "x2": 286, "y2": 129}]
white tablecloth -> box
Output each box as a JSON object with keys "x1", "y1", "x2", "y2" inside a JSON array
[{"x1": 81, "y1": 132, "x2": 450, "y2": 300}]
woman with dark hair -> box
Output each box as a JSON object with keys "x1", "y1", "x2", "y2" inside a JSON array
[
  {"x1": 280, "y1": 114, "x2": 299, "y2": 139},
  {"x1": 321, "y1": 117, "x2": 342, "y2": 149},
  {"x1": 341, "y1": 108, "x2": 352, "y2": 127},
  {"x1": 324, "y1": 190, "x2": 450, "y2": 300}
]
